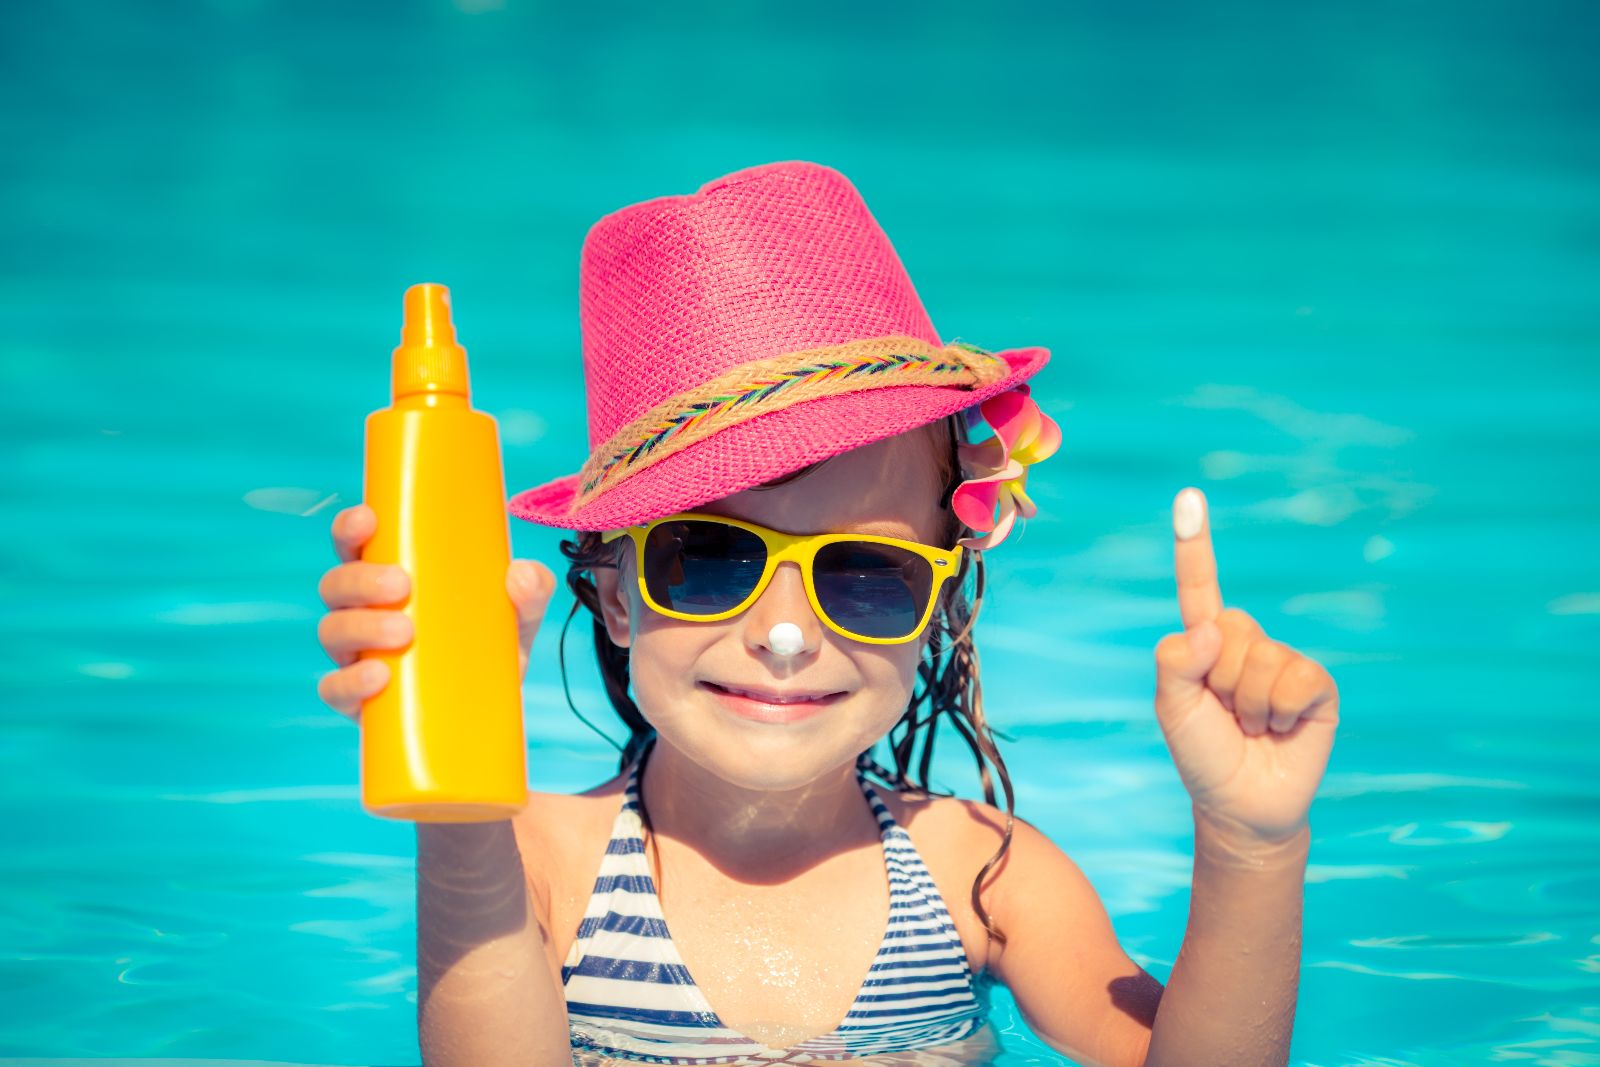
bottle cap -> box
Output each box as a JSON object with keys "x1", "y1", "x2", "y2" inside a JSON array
[{"x1": 393, "y1": 283, "x2": 470, "y2": 398}]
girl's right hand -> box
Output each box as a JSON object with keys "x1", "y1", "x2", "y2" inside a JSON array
[{"x1": 315, "y1": 503, "x2": 558, "y2": 723}]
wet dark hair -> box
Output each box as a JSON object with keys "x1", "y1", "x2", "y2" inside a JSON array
[{"x1": 556, "y1": 414, "x2": 1018, "y2": 944}]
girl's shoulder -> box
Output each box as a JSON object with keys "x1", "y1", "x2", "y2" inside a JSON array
[
  {"x1": 521, "y1": 768, "x2": 629, "y2": 834},
  {"x1": 871, "y1": 784, "x2": 1040, "y2": 900},
  {"x1": 511, "y1": 770, "x2": 631, "y2": 910},
  {"x1": 872, "y1": 782, "x2": 1013, "y2": 850}
]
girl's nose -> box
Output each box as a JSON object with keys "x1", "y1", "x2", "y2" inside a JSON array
[{"x1": 744, "y1": 562, "x2": 823, "y2": 658}]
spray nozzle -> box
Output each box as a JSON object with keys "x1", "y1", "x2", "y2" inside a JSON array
[{"x1": 392, "y1": 283, "x2": 470, "y2": 399}]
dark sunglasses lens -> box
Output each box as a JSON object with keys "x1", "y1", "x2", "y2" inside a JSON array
[
  {"x1": 642, "y1": 520, "x2": 767, "y2": 615},
  {"x1": 813, "y1": 542, "x2": 934, "y2": 640}
]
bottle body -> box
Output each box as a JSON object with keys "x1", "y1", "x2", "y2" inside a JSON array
[{"x1": 359, "y1": 395, "x2": 528, "y2": 822}]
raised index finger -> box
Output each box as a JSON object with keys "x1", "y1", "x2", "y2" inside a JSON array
[{"x1": 1172, "y1": 487, "x2": 1223, "y2": 628}]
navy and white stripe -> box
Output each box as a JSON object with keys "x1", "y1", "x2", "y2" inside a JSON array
[{"x1": 562, "y1": 740, "x2": 989, "y2": 1064}]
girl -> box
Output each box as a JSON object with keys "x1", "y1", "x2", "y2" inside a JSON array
[{"x1": 316, "y1": 161, "x2": 1340, "y2": 1067}]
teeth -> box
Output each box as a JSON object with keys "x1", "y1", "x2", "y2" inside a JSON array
[{"x1": 720, "y1": 685, "x2": 826, "y2": 705}]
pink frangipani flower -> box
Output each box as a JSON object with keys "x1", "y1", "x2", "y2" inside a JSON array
[{"x1": 952, "y1": 385, "x2": 1062, "y2": 550}]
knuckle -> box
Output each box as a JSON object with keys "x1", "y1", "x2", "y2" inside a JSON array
[
  {"x1": 322, "y1": 563, "x2": 368, "y2": 607},
  {"x1": 316, "y1": 670, "x2": 351, "y2": 714},
  {"x1": 511, "y1": 560, "x2": 549, "y2": 600},
  {"x1": 531, "y1": 562, "x2": 556, "y2": 597},
  {"x1": 1218, "y1": 606, "x2": 1256, "y2": 633},
  {"x1": 316, "y1": 612, "x2": 341, "y2": 651},
  {"x1": 1283, "y1": 653, "x2": 1320, "y2": 686},
  {"x1": 1279, "y1": 656, "x2": 1327, "y2": 705},
  {"x1": 363, "y1": 569, "x2": 390, "y2": 602},
  {"x1": 382, "y1": 612, "x2": 412, "y2": 644},
  {"x1": 380, "y1": 565, "x2": 410, "y2": 600},
  {"x1": 1246, "y1": 637, "x2": 1288, "y2": 667},
  {"x1": 331, "y1": 512, "x2": 360, "y2": 553},
  {"x1": 348, "y1": 564, "x2": 394, "y2": 604}
]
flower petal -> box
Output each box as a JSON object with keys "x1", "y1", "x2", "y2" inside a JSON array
[
  {"x1": 1008, "y1": 480, "x2": 1038, "y2": 518},
  {"x1": 992, "y1": 493, "x2": 1019, "y2": 540},
  {"x1": 957, "y1": 437, "x2": 1009, "y2": 478},
  {"x1": 951, "y1": 477, "x2": 1004, "y2": 533},
  {"x1": 960, "y1": 493, "x2": 1019, "y2": 550},
  {"x1": 950, "y1": 385, "x2": 1060, "y2": 551},
  {"x1": 979, "y1": 388, "x2": 1037, "y2": 454},
  {"x1": 1011, "y1": 406, "x2": 1061, "y2": 466}
]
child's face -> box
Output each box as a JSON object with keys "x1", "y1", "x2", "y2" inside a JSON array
[{"x1": 593, "y1": 423, "x2": 950, "y2": 791}]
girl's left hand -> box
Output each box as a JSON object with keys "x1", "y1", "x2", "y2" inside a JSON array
[{"x1": 1151, "y1": 487, "x2": 1341, "y2": 846}]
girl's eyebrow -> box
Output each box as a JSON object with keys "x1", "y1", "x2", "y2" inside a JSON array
[
  {"x1": 818, "y1": 518, "x2": 932, "y2": 544},
  {"x1": 748, "y1": 458, "x2": 832, "y2": 490},
  {"x1": 705, "y1": 508, "x2": 921, "y2": 540}
]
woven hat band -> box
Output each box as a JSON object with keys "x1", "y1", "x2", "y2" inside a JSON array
[{"x1": 571, "y1": 335, "x2": 1010, "y2": 514}]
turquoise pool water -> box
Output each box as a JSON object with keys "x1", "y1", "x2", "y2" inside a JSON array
[{"x1": 4, "y1": 1, "x2": 1596, "y2": 1064}]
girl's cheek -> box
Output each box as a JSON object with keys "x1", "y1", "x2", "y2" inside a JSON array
[{"x1": 859, "y1": 642, "x2": 923, "y2": 712}]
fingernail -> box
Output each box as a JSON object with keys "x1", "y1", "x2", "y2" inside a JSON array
[{"x1": 1174, "y1": 488, "x2": 1205, "y2": 540}]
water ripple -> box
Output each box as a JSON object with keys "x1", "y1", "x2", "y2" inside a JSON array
[
  {"x1": 1320, "y1": 772, "x2": 1528, "y2": 799},
  {"x1": 1305, "y1": 863, "x2": 1414, "y2": 883},
  {"x1": 1385, "y1": 820, "x2": 1514, "y2": 845},
  {"x1": 1350, "y1": 931, "x2": 1559, "y2": 949}
]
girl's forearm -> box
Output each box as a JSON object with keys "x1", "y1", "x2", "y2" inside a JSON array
[
  {"x1": 415, "y1": 821, "x2": 570, "y2": 1067},
  {"x1": 1142, "y1": 809, "x2": 1310, "y2": 1067}
]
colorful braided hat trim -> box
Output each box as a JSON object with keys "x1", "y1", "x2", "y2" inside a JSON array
[{"x1": 571, "y1": 335, "x2": 1010, "y2": 512}]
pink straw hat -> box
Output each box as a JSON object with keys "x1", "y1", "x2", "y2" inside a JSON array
[{"x1": 508, "y1": 160, "x2": 1051, "y2": 532}]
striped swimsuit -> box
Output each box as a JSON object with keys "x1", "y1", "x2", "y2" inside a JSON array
[{"x1": 563, "y1": 740, "x2": 995, "y2": 1064}]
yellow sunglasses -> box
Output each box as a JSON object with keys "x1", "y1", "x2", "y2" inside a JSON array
[{"x1": 600, "y1": 512, "x2": 963, "y2": 645}]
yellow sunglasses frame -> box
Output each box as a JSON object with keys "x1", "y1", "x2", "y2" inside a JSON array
[{"x1": 600, "y1": 511, "x2": 964, "y2": 645}]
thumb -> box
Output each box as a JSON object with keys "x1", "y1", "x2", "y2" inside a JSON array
[
  {"x1": 1153, "y1": 619, "x2": 1223, "y2": 724},
  {"x1": 507, "y1": 559, "x2": 557, "y2": 668}
]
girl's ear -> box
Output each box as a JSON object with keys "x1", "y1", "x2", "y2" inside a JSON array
[{"x1": 593, "y1": 553, "x2": 634, "y2": 649}]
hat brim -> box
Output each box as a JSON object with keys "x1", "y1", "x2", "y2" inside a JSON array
[{"x1": 508, "y1": 345, "x2": 1051, "y2": 531}]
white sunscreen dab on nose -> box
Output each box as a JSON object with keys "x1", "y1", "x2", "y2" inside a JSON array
[{"x1": 768, "y1": 622, "x2": 804, "y2": 656}]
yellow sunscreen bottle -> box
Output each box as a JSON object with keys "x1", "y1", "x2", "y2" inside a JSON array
[{"x1": 357, "y1": 283, "x2": 528, "y2": 822}]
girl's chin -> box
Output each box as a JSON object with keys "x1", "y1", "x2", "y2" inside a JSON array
[{"x1": 646, "y1": 718, "x2": 883, "y2": 791}]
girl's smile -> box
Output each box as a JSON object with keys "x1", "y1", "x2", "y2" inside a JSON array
[{"x1": 698, "y1": 679, "x2": 851, "y2": 724}]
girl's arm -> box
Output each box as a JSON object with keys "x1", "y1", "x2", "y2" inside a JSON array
[
  {"x1": 1141, "y1": 811, "x2": 1308, "y2": 1065},
  {"x1": 1139, "y1": 487, "x2": 1337, "y2": 1062},
  {"x1": 316, "y1": 512, "x2": 571, "y2": 1062},
  {"x1": 987, "y1": 488, "x2": 1337, "y2": 1065},
  {"x1": 979, "y1": 813, "x2": 1161, "y2": 1067},
  {"x1": 979, "y1": 808, "x2": 1307, "y2": 1067},
  {"x1": 415, "y1": 821, "x2": 570, "y2": 1067}
]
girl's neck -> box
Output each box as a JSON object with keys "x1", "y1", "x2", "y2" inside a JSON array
[{"x1": 636, "y1": 735, "x2": 882, "y2": 883}]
